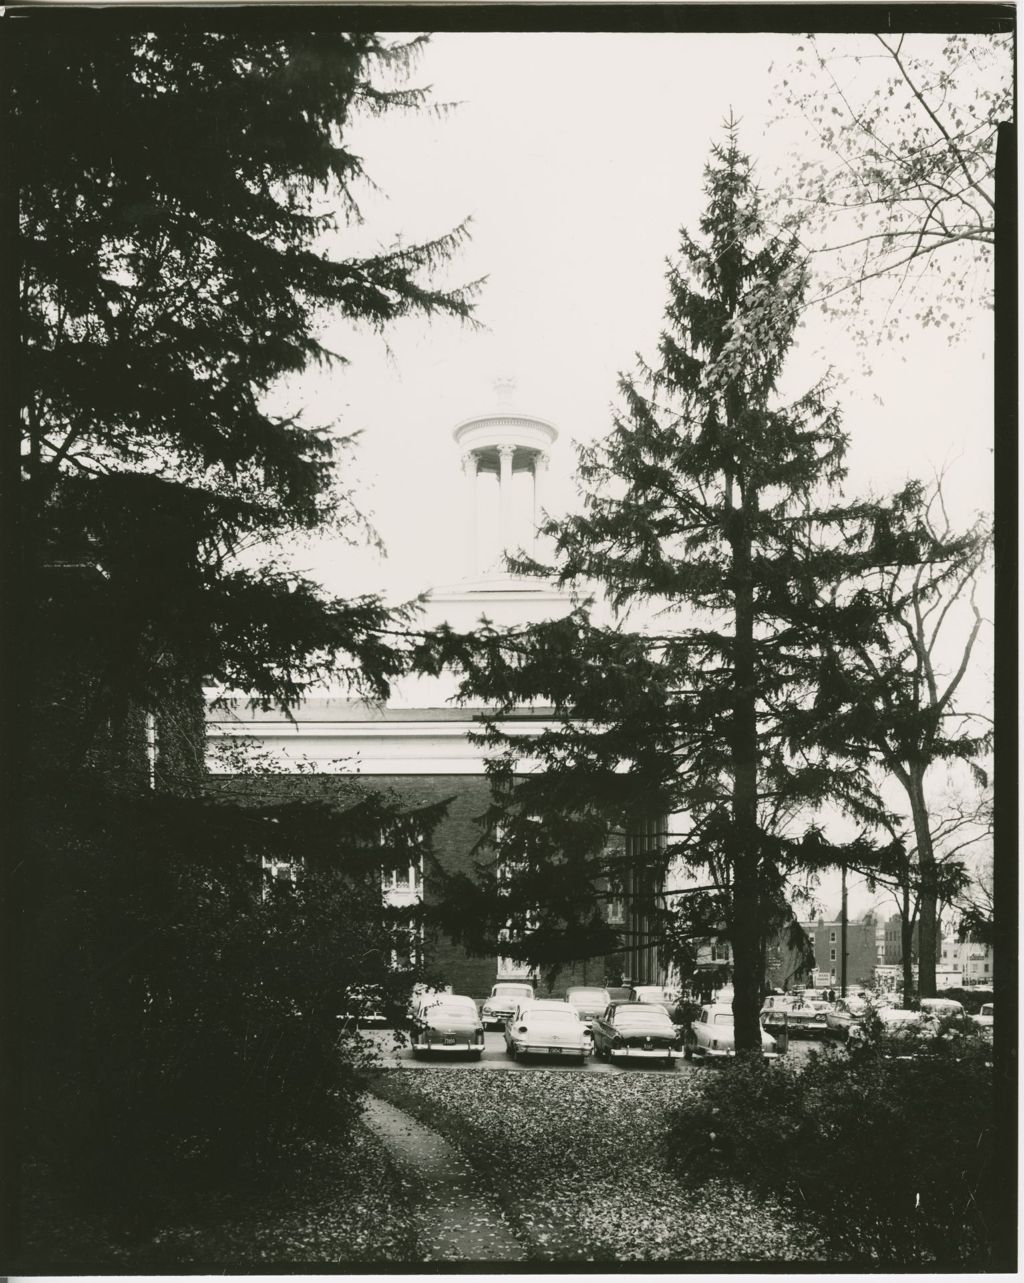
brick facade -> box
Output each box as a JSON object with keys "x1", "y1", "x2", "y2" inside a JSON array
[{"x1": 207, "y1": 770, "x2": 606, "y2": 1001}]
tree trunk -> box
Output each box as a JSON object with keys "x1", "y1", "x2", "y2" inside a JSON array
[
  {"x1": 731, "y1": 855, "x2": 764, "y2": 1052},
  {"x1": 728, "y1": 499, "x2": 764, "y2": 1054},
  {"x1": 900, "y1": 884, "x2": 915, "y2": 1008},
  {"x1": 908, "y1": 767, "x2": 937, "y2": 998}
]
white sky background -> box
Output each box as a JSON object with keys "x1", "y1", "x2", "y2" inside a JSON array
[{"x1": 266, "y1": 30, "x2": 999, "y2": 920}]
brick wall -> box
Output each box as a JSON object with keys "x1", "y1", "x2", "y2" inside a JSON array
[{"x1": 207, "y1": 771, "x2": 602, "y2": 1001}]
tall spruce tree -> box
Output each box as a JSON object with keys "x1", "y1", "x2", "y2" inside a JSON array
[{"x1": 420, "y1": 127, "x2": 924, "y2": 1052}]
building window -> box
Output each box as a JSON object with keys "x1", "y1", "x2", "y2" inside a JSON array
[
  {"x1": 830, "y1": 931, "x2": 837, "y2": 943},
  {"x1": 829, "y1": 948, "x2": 837, "y2": 962},
  {"x1": 389, "y1": 916, "x2": 423, "y2": 971},
  {"x1": 262, "y1": 855, "x2": 302, "y2": 897}
]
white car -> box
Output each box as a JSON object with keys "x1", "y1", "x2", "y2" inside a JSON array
[
  {"x1": 919, "y1": 997, "x2": 966, "y2": 1019},
  {"x1": 685, "y1": 1004, "x2": 778, "y2": 1060},
  {"x1": 505, "y1": 1006, "x2": 589, "y2": 1063},
  {"x1": 503, "y1": 999, "x2": 577, "y2": 1047},
  {"x1": 973, "y1": 1002, "x2": 994, "y2": 1030},
  {"x1": 760, "y1": 994, "x2": 829, "y2": 1038},
  {"x1": 480, "y1": 981, "x2": 535, "y2": 1030},
  {"x1": 825, "y1": 996, "x2": 870, "y2": 1038},
  {"x1": 629, "y1": 985, "x2": 668, "y2": 1005}
]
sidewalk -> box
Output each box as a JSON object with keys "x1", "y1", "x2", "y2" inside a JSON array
[{"x1": 361, "y1": 1095, "x2": 527, "y2": 1262}]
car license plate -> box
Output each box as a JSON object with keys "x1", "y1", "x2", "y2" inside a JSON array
[
  {"x1": 551, "y1": 1047, "x2": 561, "y2": 1054},
  {"x1": 443, "y1": 1035, "x2": 455, "y2": 1046}
]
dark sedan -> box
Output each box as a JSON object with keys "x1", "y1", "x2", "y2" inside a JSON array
[
  {"x1": 591, "y1": 1002, "x2": 684, "y2": 1065},
  {"x1": 410, "y1": 994, "x2": 485, "y2": 1059}
]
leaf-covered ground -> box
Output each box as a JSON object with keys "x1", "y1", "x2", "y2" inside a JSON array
[
  {"x1": 18, "y1": 1121, "x2": 418, "y2": 1269},
  {"x1": 372, "y1": 1067, "x2": 829, "y2": 1263}
]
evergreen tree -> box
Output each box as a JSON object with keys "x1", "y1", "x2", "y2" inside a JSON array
[
  {"x1": 14, "y1": 26, "x2": 475, "y2": 741},
  {"x1": 9, "y1": 24, "x2": 473, "y2": 1226},
  {"x1": 420, "y1": 127, "x2": 923, "y2": 1052}
]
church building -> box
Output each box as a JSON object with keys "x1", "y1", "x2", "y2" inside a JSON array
[{"x1": 207, "y1": 401, "x2": 663, "y2": 996}]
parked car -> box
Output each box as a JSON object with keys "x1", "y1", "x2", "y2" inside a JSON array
[
  {"x1": 407, "y1": 983, "x2": 451, "y2": 1025},
  {"x1": 480, "y1": 981, "x2": 535, "y2": 1030},
  {"x1": 410, "y1": 993, "x2": 485, "y2": 1058},
  {"x1": 919, "y1": 997, "x2": 966, "y2": 1018},
  {"x1": 503, "y1": 998, "x2": 578, "y2": 1050},
  {"x1": 825, "y1": 995, "x2": 870, "y2": 1039},
  {"x1": 629, "y1": 985, "x2": 667, "y2": 1005},
  {"x1": 592, "y1": 1002, "x2": 684, "y2": 1065},
  {"x1": 760, "y1": 994, "x2": 829, "y2": 1038},
  {"x1": 686, "y1": 1004, "x2": 779, "y2": 1060},
  {"x1": 565, "y1": 986, "x2": 612, "y2": 1028},
  {"x1": 505, "y1": 1006, "x2": 589, "y2": 1063},
  {"x1": 337, "y1": 984, "x2": 388, "y2": 1029},
  {"x1": 847, "y1": 1005, "x2": 933, "y2": 1055},
  {"x1": 973, "y1": 1002, "x2": 994, "y2": 1030}
]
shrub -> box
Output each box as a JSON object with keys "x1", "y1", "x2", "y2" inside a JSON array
[{"x1": 665, "y1": 1036, "x2": 995, "y2": 1266}]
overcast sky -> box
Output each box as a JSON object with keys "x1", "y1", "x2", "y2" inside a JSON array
[
  {"x1": 268, "y1": 30, "x2": 999, "y2": 920},
  {"x1": 271, "y1": 30, "x2": 996, "y2": 607}
]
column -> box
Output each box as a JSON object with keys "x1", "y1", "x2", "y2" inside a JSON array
[
  {"x1": 532, "y1": 451, "x2": 550, "y2": 553},
  {"x1": 497, "y1": 444, "x2": 515, "y2": 566},
  {"x1": 462, "y1": 451, "x2": 478, "y2": 576}
]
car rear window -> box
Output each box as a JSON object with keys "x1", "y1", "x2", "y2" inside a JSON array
[
  {"x1": 527, "y1": 1009, "x2": 579, "y2": 1024},
  {"x1": 618, "y1": 1008, "x2": 671, "y2": 1023},
  {"x1": 568, "y1": 989, "x2": 609, "y2": 1001},
  {"x1": 432, "y1": 1000, "x2": 476, "y2": 1017},
  {"x1": 495, "y1": 984, "x2": 533, "y2": 997},
  {"x1": 712, "y1": 1013, "x2": 733, "y2": 1026}
]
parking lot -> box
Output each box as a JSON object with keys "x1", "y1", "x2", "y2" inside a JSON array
[{"x1": 364, "y1": 1028, "x2": 824, "y2": 1074}]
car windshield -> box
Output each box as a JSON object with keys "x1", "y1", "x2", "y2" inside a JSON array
[
  {"x1": 494, "y1": 984, "x2": 532, "y2": 998},
  {"x1": 567, "y1": 989, "x2": 609, "y2": 1002},
  {"x1": 981, "y1": 1005, "x2": 993, "y2": 1016},
  {"x1": 712, "y1": 1013, "x2": 733, "y2": 1026}
]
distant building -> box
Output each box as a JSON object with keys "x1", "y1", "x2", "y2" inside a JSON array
[
  {"x1": 808, "y1": 914, "x2": 877, "y2": 988},
  {"x1": 940, "y1": 937, "x2": 994, "y2": 985},
  {"x1": 879, "y1": 912, "x2": 941, "y2": 966}
]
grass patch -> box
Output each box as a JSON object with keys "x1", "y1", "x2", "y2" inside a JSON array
[
  {"x1": 16, "y1": 1116, "x2": 419, "y2": 1269},
  {"x1": 371, "y1": 1067, "x2": 826, "y2": 1263}
]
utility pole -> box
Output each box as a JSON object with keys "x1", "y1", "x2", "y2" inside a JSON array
[{"x1": 840, "y1": 862, "x2": 848, "y2": 999}]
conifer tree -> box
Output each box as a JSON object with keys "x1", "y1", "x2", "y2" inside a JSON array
[{"x1": 421, "y1": 126, "x2": 926, "y2": 1052}]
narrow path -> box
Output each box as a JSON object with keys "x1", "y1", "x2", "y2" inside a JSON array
[{"x1": 362, "y1": 1095, "x2": 527, "y2": 1262}]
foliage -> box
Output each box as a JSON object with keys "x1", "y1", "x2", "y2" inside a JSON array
[
  {"x1": 666, "y1": 1033, "x2": 996, "y2": 1265},
  {"x1": 373, "y1": 1069, "x2": 824, "y2": 1262},
  {"x1": 16, "y1": 26, "x2": 474, "y2": 722},
  {"x1": 13, "y1": 25, "x2": 471, "y2": 1232},
  {"x1": 20, "y1": 1119, "x2": 420, "y2": 1267},
  {"x1": 770, "y1": 32, "x2": 1013, "y2": 343},
  {"x1": 19, "y1": 768, "x2": 445, "y2": 1228},
  {"x1": 791, "y1": 478, "x2": 992, "y2": 996},
  {"x1": 417, "y1": 127, "x2": 929, "y2": 1049}
]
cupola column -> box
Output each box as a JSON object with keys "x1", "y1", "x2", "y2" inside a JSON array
[
  {"x1": 462, "y1": 451, "x2": 479, "y2": 577},
  {"x1": 497, "y1": 444, "x2": 515, "y2": 567},
  {"x1": 533, "y1": 451, "x2": 550, "y2": 552}
]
